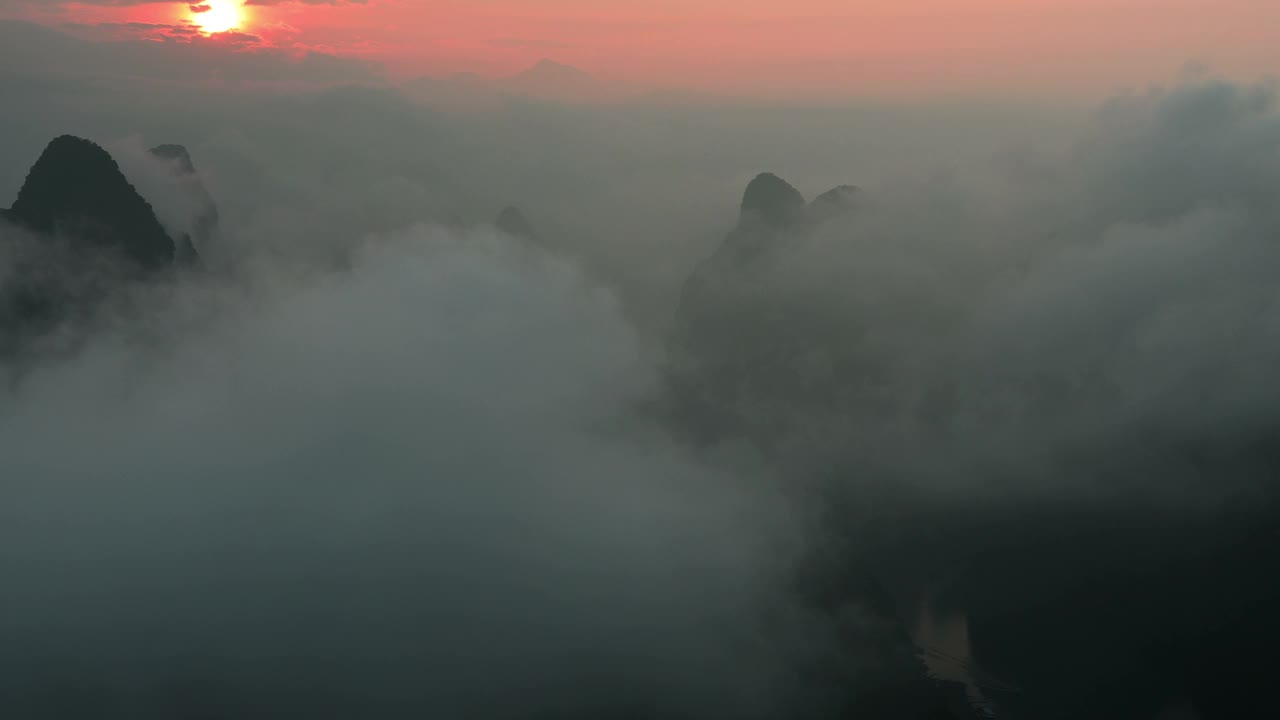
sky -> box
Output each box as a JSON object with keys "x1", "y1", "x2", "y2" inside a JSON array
[{"x1": 1, "y1": 0, "x2": 1279, "y2": 97}]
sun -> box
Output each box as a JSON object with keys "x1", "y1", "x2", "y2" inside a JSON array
[{"x1": 192, "y1": 1, "x2": 243, "y2": 34}]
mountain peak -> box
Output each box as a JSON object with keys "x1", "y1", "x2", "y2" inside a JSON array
[
  {"x1": 149, "y1": 144, "x2": 196, "y2": 174},
  {"x1": 509, "y1": 59, "x2": 597, "y2": 89},
  {"x1": 146, "y1": 142, "x2": 216, "y2": 267},
  {"x1": 9, "y1": 135, "x2": 174, "y2": 269},
  {"x1": 495, "y1": 205, "x2": 539, "y2": 242},
  {"x1": 740, "y1": 172, "x2": 806, "y2": 228},
  {"x1": 520, "y1": 59, "x2": 591, "y2": 79},
  {"x1": 809, "y1": 184, "x2": 860, "y2": 221}
]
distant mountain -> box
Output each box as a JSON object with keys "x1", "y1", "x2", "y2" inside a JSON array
[
  {"x1": 700, "y1": 172, "x2": 805, "y2": 261},
  {"x1": 494, "y1": 205, "x2": 539, "y2": 243},
  {"x1": 740, "y1": 172, "x2": 806, "y2": 228},
  {"x1": 505, "y1": 59, "x2": 636, "y2": 102},
  {"x1": 404, "y1": 59, "x2": 628, "y2": 106},
  {"x1": 6, "y1": 135, "x2": 175, "y2": 269},
  {"x1": 808, "y1": 184, "x2": 861, "y2": 222},
  {"x1": 686, "y1": 172, "x2": 858, "y2": 274},
  {"x1": 149, "y1": 143, "x2": 217, "y2": 267},
  {"x1": 507, "y1": 59, "x2": 598, "y2": 94},
  {"x1": 667, "y1": 172, "x2": 862, "y2": 446},
  {"x1": 667, "y1": 174, "x2": 978, "y2": 718},
  {"x1": 150, "y1": 143, "x2": 196, "y2": 174}
]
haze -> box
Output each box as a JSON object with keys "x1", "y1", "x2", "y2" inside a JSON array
[{"x1": 1, "y1": 2, "x2": 1277, "y2": 720}]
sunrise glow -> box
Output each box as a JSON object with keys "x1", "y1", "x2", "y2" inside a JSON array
[
  {"x1": 3, "y1": 1, "x2": 1280, "y2": 99},
  {"x1": 191, "y1": 0, "x2": 242, "y2": 34}
]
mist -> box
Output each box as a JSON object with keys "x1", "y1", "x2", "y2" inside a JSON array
[
  {"x1": 665, "y1": 77, "x2": 1280, "y2": 718},
  {"x1": 2, "y1": 16, "x2": 1279, "y2": 720},
  {"x1": 0, "y1": 227, "x2": 820, "y2": 718}
]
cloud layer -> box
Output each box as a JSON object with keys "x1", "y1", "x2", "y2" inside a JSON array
[
  {"x1": 665, "y1": 78, "x2": 1280, "y2": 718},
  {"x1": 3, "y1": 16, "x2": 1280, "y2": 716},
  {"x1": 0, "y1": 226, "x2": 818, "y2": 718}
]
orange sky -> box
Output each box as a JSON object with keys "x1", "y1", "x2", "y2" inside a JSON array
[{"x1": 8, "y1": 0, "x2": 1280, "y2": 97}]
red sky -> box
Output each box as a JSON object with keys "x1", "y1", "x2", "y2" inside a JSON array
[{"x1": 7, "y1": 0, "x2": 1280, "y2": 97}]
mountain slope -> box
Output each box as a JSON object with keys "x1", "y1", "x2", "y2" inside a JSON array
[
  {"x1": 149, "y1": 143, "x2": 216, "y2": 267},
  {"x1": 8, "y1": 135, "x2": 175, "y2": 269},
  {"x1": 1, "y1": 136, "x2": 181, "y2": 359}
]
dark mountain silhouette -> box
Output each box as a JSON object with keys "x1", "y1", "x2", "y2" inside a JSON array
[
  {"x1": 1, "y1": 136, "x2": 181, "y2": 358},
  {"x1": 149, "y1": 143, "x2": 196, "y2": 174},
  {"x1": 668, "y1": 170, "x2": 1280, "y2": 720},
  {"x1": 7, "y1": 135, "x2": 175, "y2": 269},
  {"x1": 674, "y1": 173, "x2": 864, "y2": 339},
  {"x1": 149, "y1": 143, "x2": 216, "y2": 267},
  {"x1": 673, "y1": 170, "x2": 863, "y2": 341},
  {"x1": 667, "y1": 177, "x2": 1026, "y2": 720},
  {"x1": 495, "y1": 205, "x2": 539, "y2": 242},
  {"x1": 684, "y1": 172, "x2": 807, "y2": 268},
  {"x1": 703, "y1": 174, "x2": 859, "y2": 264},
  {"x1": 666, "y1": 171, "x2": 874, "y2": 463},
  {"x1": 673, "y1": 172, "x2": 798, "y2": 336},
  {"x1": 740, "y1": 172, "x2": 806, "y2": 228}
]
